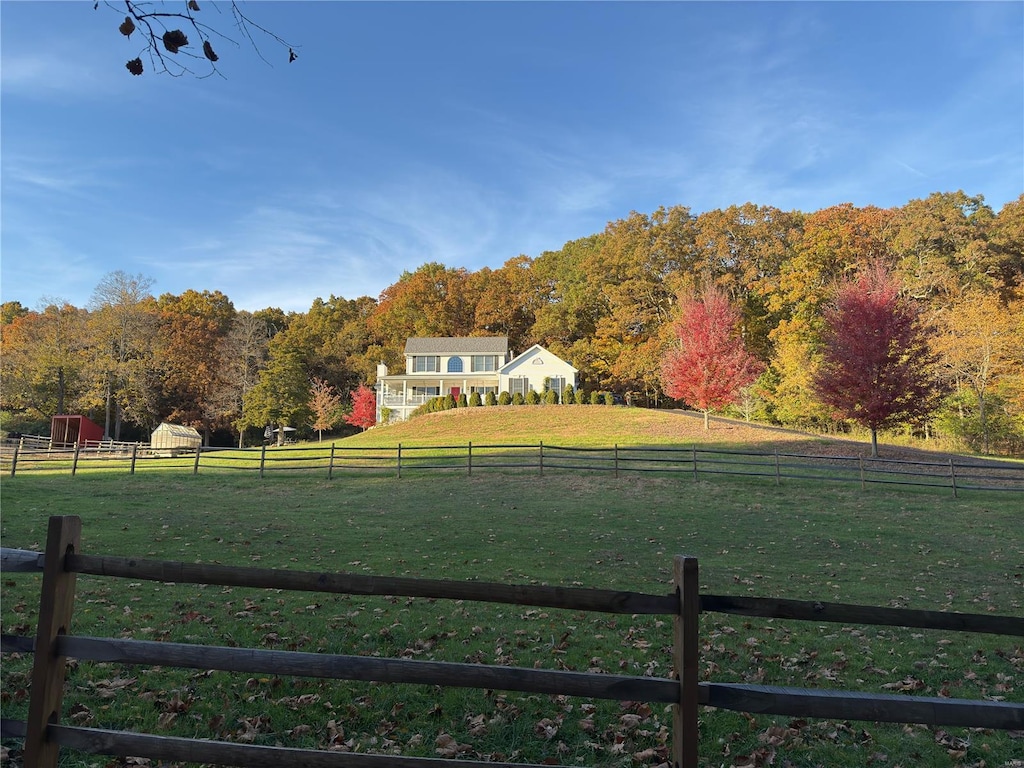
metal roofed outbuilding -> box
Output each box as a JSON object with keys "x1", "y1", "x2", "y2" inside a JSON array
[{"x1": 150, "y1": 423, "x2": 202, "y2": 455}]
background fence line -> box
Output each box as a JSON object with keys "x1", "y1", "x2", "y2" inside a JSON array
[{"x1": 2, "y1": 439, "x2": 1021, "y2": 493}]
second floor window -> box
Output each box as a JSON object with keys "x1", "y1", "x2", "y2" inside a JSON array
[
  {"x1": 448, "y1": 356, "x2": 464, "y2": 372},
  {"x1": 472, "y1": 355, "x2": 498, "y2": 372},
  {"x1": 413, "y1": 356, "x2": 440, "y2": 372}
]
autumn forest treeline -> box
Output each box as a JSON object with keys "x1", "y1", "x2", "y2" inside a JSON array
[{"x1": 2, "y1": 191, "x2": 1022, "y2": 453}]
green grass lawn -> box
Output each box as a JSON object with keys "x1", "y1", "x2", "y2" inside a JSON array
[
  {"x1": 1, "y1": 421, "x2": 1022, "y2": 766},
  {"x1": 343, "y1": 405, "x2": 836, "y2": 449}
]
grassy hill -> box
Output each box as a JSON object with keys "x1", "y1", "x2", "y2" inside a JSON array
[
  {"x1": 340, "y1": 405, "x2": 837, "y2": 451},
  {"x1": 341, "y1": 406, "x2": 1024, "y2": 468}
]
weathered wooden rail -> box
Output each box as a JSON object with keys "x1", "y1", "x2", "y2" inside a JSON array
[
  {"x1": 3, "y1": 440, "x2": 1022, "y2": 493},
  {"x1": 1, "y1": 516, "x2": 1022, "y2": 767}
]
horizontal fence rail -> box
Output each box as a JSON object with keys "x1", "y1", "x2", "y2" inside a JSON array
[
  {"x1": 2, "y1": 517, "x2": 1023, "y2": 768},
  {"x1": 698, "y1": 683, "x2": 1021, "y2": 729},
  {"x1": 65, "y1": 553, "x2": 678, "y2": 614},
  {"x1": 2, "y1": 440, "x2": 1022, "y2": 493},
  {"x1": 700, "y1": 594, "x2": 1024, "y2": 635},
  {"x1": 56, "y1": 635, "x2": 680, "y2": 703}
]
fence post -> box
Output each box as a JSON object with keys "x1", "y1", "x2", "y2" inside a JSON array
[
  {"x1": 949, "y1": 458, "x2": 958, "y2": 498},
  {"x1": 859, "y1": 456, "x2": 865, "y2": 491},
  {"x1": 774, "y1": 447, "x2": 780, "y2": 486},
  {"x1": 25, "y1": 515, "x2": 82, "y2": 768},
  {"x1": 130, "y1": 443, "x2": 138, "y2": 475},
  {"x1": 397, "y1": 443, "x2": 402, "y2": 479},
  {"x1": 259, "y1": 444, "x2": 266, "y2": 479},
  {"x1": 672, "y1": 555, "x2": 700, "y2": 768},
  {"x1": 193, "y1": 445, "x2": 201, "y2": 475},
  {"x1": 468, "y1": 441, "x2": 473, "y2": 476},
  {"x1": 71, "y1": 442, "x2": 81, "y2": 477},
  {"x1": 614, "y1": 444, "x2": 619, "y2": 478},
  {"x1": 539, "y1": 441, "x2": 544, "y2": 476},
  {"x1": 9, "y1": 445, "x2": 18, "y2": 477},
  {"x1": 328, "y1": 444, "x2": 335, "y2": 480},
  {"x1": 692, "y1": 445, "x2": 698, "y2": 481}
]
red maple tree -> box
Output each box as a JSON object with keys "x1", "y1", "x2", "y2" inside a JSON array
[
  {"x1": 660, "y1": 287, "x2": 763, "y2": 429},
  {"x1": 811, "y1": 264, "x2": 942, "y2": 457},
  {"x1": 345, "y1": 384, "x2": 377, "y2": 431}
]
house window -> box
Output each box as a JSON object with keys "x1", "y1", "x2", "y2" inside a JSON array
[
  {"x1": 412, "y1": 386, "x2": 440, "y2": 397},
  {"x1": 470, "y1": 386, "x2": 498, "y2": 395},
  {"x1": 547, "y1": 376, "x2": 566, "y2": 394},
  {"x1": 509, "y1": 377, "x2": 529, "y2": 396},
  {"x1": 447, "y1": 356, "x2": 464, "y2": 373},
  {"x1": 472, "y1": 355, "x2": 498, "y2": 372},
  {"x1": 413, "y1": 356, "x2": 440, "y2": 372}
]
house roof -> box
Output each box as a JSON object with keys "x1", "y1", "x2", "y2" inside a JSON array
[
  {"x1": 405, "y1": 337, "x2": 509, "y2": 356},
  {"x1": 501, "y1": 343, "x2": 578, "y2": 373}
]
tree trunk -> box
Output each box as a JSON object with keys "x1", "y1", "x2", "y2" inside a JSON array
[
  {"x1": 56, "y1": 367, "x2": 66, "y2": 415},
  {"x1": 703, "y1": 409, "x2": 710, "y2": 430},
  {"x1": 870, "y1": 428, "x2": 879, "y2": 458},
  {"x1": 978, "y1": 392, "x2": 989, "y2": 454},
  {"x1": 103, "y1": 377, "x2": 113, "y2": 440}
]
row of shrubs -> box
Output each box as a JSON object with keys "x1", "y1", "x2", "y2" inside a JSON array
[{"x1": 407, "y1": 385, "x2": 615, "y2": 419}]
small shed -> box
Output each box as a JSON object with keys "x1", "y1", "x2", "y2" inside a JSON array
[
  {"x1": 150, "y1": 423, "x2": 202, "y2": 454},
  {"x1": 51, "y1": 415, "x2": 104, "y2": 447}
]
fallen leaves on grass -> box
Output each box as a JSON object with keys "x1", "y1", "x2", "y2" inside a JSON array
[
  {"x1": 435, "y1": 732, "x2": 472, "y2": 756},
  {"x1": 86, "y1": 676, "x2": 137, "y2": 698}
]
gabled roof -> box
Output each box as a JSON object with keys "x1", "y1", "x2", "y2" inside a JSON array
[
  {"x1": 500, "y1": 344, "x2": 577, "y2": 373},
  {"x1": 405, "y1": 337, "x2": 509, "y2": 356},
  {"x1": 152, "y1": 422, "x2": 201, "y2": 438}
]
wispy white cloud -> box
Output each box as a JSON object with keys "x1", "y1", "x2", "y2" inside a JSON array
[
  {"x1": 2, "y1": 154, "x2": 118, "y2": 199},
  {"x1": 0, "y1": 49, "x2": 121, "y2": 99},
  {"x1": 151, "y1": 169, "x2": 513, "y2": 310}
]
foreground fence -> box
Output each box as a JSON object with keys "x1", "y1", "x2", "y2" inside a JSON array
[
  {"x1": 2, "y1": 439, "x2": 1023, "y2": 494},
  {"x1": 1, "y1": 516, "x2": 1021, "y2": 767}
]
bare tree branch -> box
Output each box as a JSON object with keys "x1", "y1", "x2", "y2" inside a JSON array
[{"x1": 101, "y1": 0, "x2": 296, "y2": 77}]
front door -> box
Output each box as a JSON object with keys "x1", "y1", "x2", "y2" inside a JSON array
[{"x1": 450, "y1": 387, "x2": 461, "y2": 398}]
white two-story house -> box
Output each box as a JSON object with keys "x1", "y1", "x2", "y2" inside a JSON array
[{"x1": 375, "y1": 337, "x2": 578, "y2": 423}]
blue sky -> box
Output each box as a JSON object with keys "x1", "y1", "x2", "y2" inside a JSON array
[{"x1": 2, "y1": 1, "x2": 1022, "y2": 313}]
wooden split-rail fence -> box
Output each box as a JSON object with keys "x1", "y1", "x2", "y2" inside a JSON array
[
  {"x1": 1, "y1": 516, "x2": 1022, "y2": 767},
  {"x1": 4, "y1": 440, "x2": 1024, "y2": 495}
]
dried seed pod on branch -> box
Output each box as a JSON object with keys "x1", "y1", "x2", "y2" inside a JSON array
[{"x1": 101, "y1": 0, "x2": 296, "y2": 77}]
